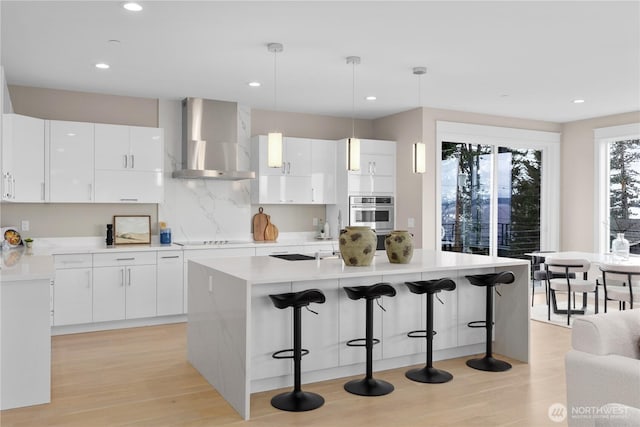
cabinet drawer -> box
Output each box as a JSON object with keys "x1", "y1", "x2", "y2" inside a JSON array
[
  {"x1": 54, "y1": 253, "x2": 92, "y2": 269},
  {"x1": 93, "y1": 251, "x2": 156, "y2": 267},
  {"x1": 157, "y1": 250, "x2": 183, "y2": 264}
]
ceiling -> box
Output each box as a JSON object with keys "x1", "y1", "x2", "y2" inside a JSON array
[{"x1": 2, "y1": 1, "x2": 639, "y2": 123}]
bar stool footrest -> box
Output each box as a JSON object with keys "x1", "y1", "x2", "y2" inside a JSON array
[
  {"x1": 407, "y1": 329, "x2": 437, "y2": 338},
  {"x1": 346, "y1": 338, "x2": 380, "y2": 347},
  {"x1": 467, "y1": 320, "x2": 493, "y2": 328},
  {"x1": 272, "y1": 348, "x2": 310, "y2": 359}
]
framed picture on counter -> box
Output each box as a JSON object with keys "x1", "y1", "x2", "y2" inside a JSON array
[{"x1": 113, "y1": 215, "x2": 151, "y2": 245}]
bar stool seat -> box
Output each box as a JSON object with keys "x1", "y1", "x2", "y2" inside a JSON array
[
  {"x1": 268, "y1": 288, "x2": 326, "y2": 412},
  {"x1": 465, "y1": 271, "x2": 515, "y2": 372},
  {"x1": 343, "y1": 282, "x2": 396, "y2": 396},
  {"x1": 404, "y1": 278, "x2": 456, "y2": 383}
]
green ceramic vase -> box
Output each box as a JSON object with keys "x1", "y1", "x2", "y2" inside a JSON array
[
  {"x1": 384, "y1": 230, "x2": 414, "y2": 264},
  {"x1": 339, "y1": 226, "x2": 376, "y2": 266}
]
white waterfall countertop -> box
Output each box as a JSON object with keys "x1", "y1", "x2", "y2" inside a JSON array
[{"x1": 0, "y1": 251, "x2": 55, "y2": 282}]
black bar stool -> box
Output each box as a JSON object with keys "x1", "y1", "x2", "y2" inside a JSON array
[
  {"x1": 268, "y1": 288, "x2": 326, "y2": 412},
  {"x1": 343, "y1": 282, "x2": 396, "y2": 396},
  {"x1": 465, "y1": 271, "x2": 515, "y2": 372},
  {"x1": 404, "y1": 278, "x2": 456, "y2": 383}
]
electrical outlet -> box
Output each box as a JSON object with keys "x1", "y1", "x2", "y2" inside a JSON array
[
  {"x1": 21, "y1": 220, "x2": 30, "y2": 232},
  {"x1": 313, "y1": 217, "x2": 319, "y2": 226},
  {"x1": 407, "y1": 217, "x2": 415, "y2": 228}
]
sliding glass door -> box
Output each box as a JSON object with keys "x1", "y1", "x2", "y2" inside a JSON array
[{"x1": 437, "y1": 121, "x2": 560, "y2": 258}]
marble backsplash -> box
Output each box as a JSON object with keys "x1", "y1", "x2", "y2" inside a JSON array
[{"x1": 158, "y1": 100, "x2": 253, "y2": 242}]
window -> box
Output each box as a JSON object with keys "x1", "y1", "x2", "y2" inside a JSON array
[
  {"x1": 437, "y1": 121, "x2": 560, "y2": 257},
  {"x1": 594, "y1": 123, "x2": 640, "y2": 253}
]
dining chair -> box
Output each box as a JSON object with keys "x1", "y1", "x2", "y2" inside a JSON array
[
  {"x1": 599, "y1": 262, "x2": 640, "y2": 311},
  {"x1": 545, "y1": 257, "x2": 598, "y2": 325},
  {"x1": 529, "y1": 251, "x2": 576, "y2": 307}
]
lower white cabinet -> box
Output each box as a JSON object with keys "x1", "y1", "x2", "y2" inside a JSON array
[
  {"x1": 157, "y1": 251, "x2": 184, "y2": 316},
  {"x1": 93, "y1": 252, "x2": 157, "y2": 322},
  {"x1": 251, "y1": 282, "x2": 292, "y2": 380},
  {"x1": 53, "y1": 254, "x2": 93, "y2": 326},
  {"x1": 457, "y1": 269, "x2": 492, "y2": 346}
]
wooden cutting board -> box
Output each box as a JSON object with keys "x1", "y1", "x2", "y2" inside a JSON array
[
  {"x1": 252, "y1": 207, "x2": 268, "y2": 241},
  {"x1": 264, "y1": 215, "x2": 279, "y2": 241}
]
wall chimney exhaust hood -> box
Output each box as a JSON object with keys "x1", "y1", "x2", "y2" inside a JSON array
[{"x1": 172, "y1": 98, "x2": 256, "y2": 180}]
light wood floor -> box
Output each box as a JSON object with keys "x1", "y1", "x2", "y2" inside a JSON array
[{"x1": 1, "y1": 299, "x2": 571, "y2": 426}]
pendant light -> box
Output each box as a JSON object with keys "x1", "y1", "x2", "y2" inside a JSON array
[
  {"x1": 346, "y1": 56, "x2": 361, "y2": 171},
  {"x1": 412, "y1": 66, "x2": 427, "y2": 174},
  {"x1": 267, "y1": 42, "x2": 284, "y2": 168}
]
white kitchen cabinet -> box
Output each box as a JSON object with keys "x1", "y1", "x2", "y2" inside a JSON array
[
  {"x1": 251, "y1": 281, "x2": 292, "y2": 380},
  {"x1": 156, "y1": 251, "x2": 184, "y2": 316},
  {"x1": 457, "y1": 269, "x2": 491, "y2": 347},
  {"x1": 294, "y1": 279, "x2": 340, "y2": 373},
  {"x1": 94, "y1": 123, "x2": 164, "y2": 203},
  {"x1": 1, "y1": 113, "x2": 46, "y2": 202},
  {"x1": 311, "y1": 139, "x2": 336, "y2": 204},
  {"x1": 93, "y1": 252, "x2": 157, "y2": 322},
  {"x1": 53, "y1": 254, "x2": 93, "y2": 326},
  {"x1": 48, "y1": 120, "x2": 94, "y2": 202},
  {"x1": 251, "y1": 135, "x2": 317, "y2": 204},
  {"x1": 338, "y1": 275, "x2": 384, "y2": 366},
  {"x1": 380, "y1": 273, "x2": 423, "y2": 359},
  {"x1": 348, "y1": 139, "x2": 395, "y2": 195}
]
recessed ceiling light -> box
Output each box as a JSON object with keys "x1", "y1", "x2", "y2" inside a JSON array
[
  {"x1": 248, "y1": 81, "x2": 261, "y2": 87},
  {"x1": 573, "y1": 99, "x2": 585, "y2": 104},
  {"x1": 365, "y1": 96, "x2": 377, "y2": 101},
  {"x1": 123, "y1": 2, "x2": 143, "y2": 12},
  {"x1": 66, "y1": 133, "x2": 76, "y2": 137},
  {"x1": 95, "y1": 63, "x2": 110, "y2": 69}
]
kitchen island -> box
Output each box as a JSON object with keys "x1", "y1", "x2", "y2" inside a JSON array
[
  {"x1": 1, "y1": 251, "x2": 54, "y2": 410},
  {"x1": 187, "y1": 249, "x2": 530, "y2": 420}
]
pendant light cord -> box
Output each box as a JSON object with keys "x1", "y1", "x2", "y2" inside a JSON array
[
  {"x1": 273, "y1": 48, "x2": 278, "y2": 130},
  {"x1": 351, "y1": 59, "x2": 356, "y2": 138}
]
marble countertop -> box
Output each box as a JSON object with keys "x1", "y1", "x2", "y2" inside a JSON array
[
  {"x1": 0, "y1": 251, "x2": 55, "y2": 282},
  {"x1": 23, "y1": 234, "x2": 338, "y2": 255},
  {"x1": 192, "y1": 249, "x2": 529, "y2": 285}
]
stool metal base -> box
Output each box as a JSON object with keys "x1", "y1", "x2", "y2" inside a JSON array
[
  {"x1": 271, "y1": 390, "x2": 324, "y2": 412},
  {"x1": 405, "y1": 366, "x2": 453, "y2": 384},
  {"x1": 466, "y1": 356, "x2": 512, "y2": 372},
  {"x1": 344, "y1": 377, "x2": 394, "y2": 396}
]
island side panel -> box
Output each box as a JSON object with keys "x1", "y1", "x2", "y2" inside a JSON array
[
  {"x1": 493, "y1": 263, "x2": 530, "y2": 363},
  {"x1": 186, "y1": 261, "x2": 250, "y2": 420}
]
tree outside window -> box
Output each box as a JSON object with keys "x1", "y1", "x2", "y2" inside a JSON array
[{"x1": 609, "y1": 139, "x2": 640, "y2": 253}]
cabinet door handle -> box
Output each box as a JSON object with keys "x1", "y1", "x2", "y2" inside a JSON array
[
  {"x1": 123, "y1": 154, "x2": 128, "y2": 168},
  {"x1": 271, "y1": 251, "x2": 289, "y2": 254},
  {"x1": 116, "y1": 257, "x2": 135, "y2": 261},
  {"x1": 287, "y1": 162, "x2": 291, "y2": 174},
  {"x1": 127, "y1": 268, "x2": 132, "y2": 286},
  {"x1": 120, "y1": 268, "x2": 125, "y2": 286},
  {"x1": 119, "y1": 198, "x2": 139, "y2": 202},
  {"x1": 10, "y1": 175, "x2": 15, "y2": 199},
  {"x1": 130, "y1": 154, "x2": 135, "y2": 169},
  {"x1": 311, "y1": 188, "x2": 315, "y2": 202},
  {"x1": 161, "y1": 255, "x2": 180, "y2": 259},
  {"x1": 88, "y1": 183, "x2": 92, "y2": 200},
  {"x1": 373, "y1": 161, "x2": 377, "y2": 174},
  {"x1": 41, "y1": 182, "x2": 45, "y2": 201},
  {"x1": 281, "y1": 163, "x2": 286, "y2": 175}
]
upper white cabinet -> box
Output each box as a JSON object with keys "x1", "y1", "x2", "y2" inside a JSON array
[
  {"x1": 251, "y1": 135, "x2": 336, "y2": 204},
  {"x1": 311, "y1": 139, "x2": 336, "y2": 204},
  {"x1": 48, "y1": 120, "x2": 94, "y2": 202},
  {"x1": 94, "y1": 124, "x2": 164, "y2": 203},
  {"x1": 2, "y1": 114, "x2": 46, "y2": 202},
  {"x1": 347, "y1": 139, "x2": 395, "y2": 195}
]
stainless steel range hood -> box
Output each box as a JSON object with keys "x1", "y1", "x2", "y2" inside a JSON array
[{"x1": 172, "y1": 98, "x2": 255, "y2": 180}]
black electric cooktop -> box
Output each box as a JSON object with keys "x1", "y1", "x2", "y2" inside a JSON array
[{"x1": 269, "y1": 254, "x2": 315, "y2": 261}]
